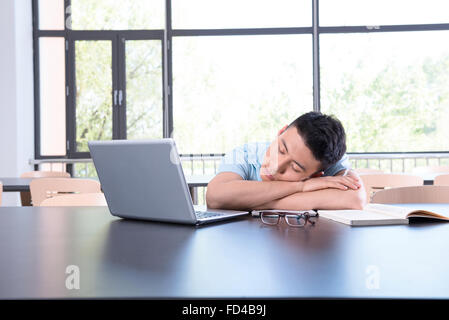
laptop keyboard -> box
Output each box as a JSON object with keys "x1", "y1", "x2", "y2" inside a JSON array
[{"x1": 195, "y1": 211, "x2": 225, "y2": 219}]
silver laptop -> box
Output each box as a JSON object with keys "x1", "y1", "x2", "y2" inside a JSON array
[{"x1": 88, "y1": 139, "x2": 249, "y2": 225}]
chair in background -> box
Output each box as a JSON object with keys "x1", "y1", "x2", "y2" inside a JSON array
[
  {"x1": 360, "y1": 174, "x2": 424, "y2": 202},
  {"x1": 355, "y1": 168, "x2": 384, "y2": 174},
  {"x1": 20, "y1": 171, "x2": 71, "y2": 206},
  {"x1": 21, "y1": 171, "x2": 71, "y2": 178},
  {"x1": 371, "y1": 186, "x2": 449, "y2": 204},
  {"x1": 0, "y1": 181, "x2": 3, "y2": 206},
  {"x1": 39, "y1": 193, "x2": 107, "y2": 207},
  {"x1": 434, "y1": 174, "x2": 449, "y2": 186},
  {"x1": 412, "y1": 166, "x2": 449, "y2": 174},
  {"x1": 30, "y1": 178, "x2": 101, "y2": 206}
]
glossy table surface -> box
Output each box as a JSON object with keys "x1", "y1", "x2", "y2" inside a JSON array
[{"x1": 1, "y1": 204, "x2": 449, "y2": 299}]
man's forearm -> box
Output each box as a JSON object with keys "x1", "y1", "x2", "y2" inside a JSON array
[
  {"x1": 255, "y1": 187, "x2": 367, "y2": 211},
  {"x1": 206, "y1": 180, "x2": 302, "y2": 210}
]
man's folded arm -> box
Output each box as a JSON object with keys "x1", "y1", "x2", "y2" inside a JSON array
[
  {"x1": 206, "y1": 172, "x2": 303, "y2": 210},
  {"x1": 255, "y1": 186, "x2": 366, "y2": 211},
  {"x1": 206, "y1": 169, "x2": 366, "y2": 211},
  {"x1": 256, "y1": 170, "x2": 367, "y2": 211}
]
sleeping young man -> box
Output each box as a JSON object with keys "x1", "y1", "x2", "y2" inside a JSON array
[{"x1": 206, "y1": 111, "x2": 367, "y2": 211}]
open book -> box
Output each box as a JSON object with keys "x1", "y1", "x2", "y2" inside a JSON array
[{"x1": 318, "y1": 203, "x2": 449, "y2": 226}]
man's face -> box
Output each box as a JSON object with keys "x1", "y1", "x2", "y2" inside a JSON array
[{"x1": 260, "y1": 127, "x2": 322, "y2": 182}]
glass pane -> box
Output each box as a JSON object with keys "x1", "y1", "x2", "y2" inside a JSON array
[
  {"x1": 173, "y1": 35, "x2": 313, "y2": 154},
  {"x1": 261, "y1": 213, "x2": 280, "y2": 225},
  {"x1": 40, "y1": 163, "x2": 66, "y2": 172},
  {"x1": 70, "y1": 0, "x2": 164, "y2": 30},
  {"x1": 75, "y1": 41, "x2": 113, "y2": 152},
  {"x1": 172, "y1": 0, "x2": 311, "y2": 29},
  {"x1": 74, "y1": 163, "x2": 98, "y2": 178},
  {"x1": 39, "y1": 37, "x2": 66, "y2": 156},
  {"x1": 320, "y1": 31, "x2": 449, "y2": 153},
  {"x1": 126, "y1": 40, "x2": 163, "y2": 140},
  {"x1": 320, "y1": 0, "x2": 449, "y2": 26},
  {"x1": 285, "y1": 215, "x2": 306, "y2": 226},
  {"x1": 38, "y1": 0, "x2": 65, "y2": 30}
]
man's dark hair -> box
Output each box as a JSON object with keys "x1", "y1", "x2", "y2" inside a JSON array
[{"x1": 288, "y1": 111, "x2": 346, "y2": 170}]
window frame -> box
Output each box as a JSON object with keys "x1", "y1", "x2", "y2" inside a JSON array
[
  {"x1": 66, "y1": 31, "x2": 165, "y2": 158},
  {"x1": 32, "y1": 0, "x2": 449, "y2": 161}
]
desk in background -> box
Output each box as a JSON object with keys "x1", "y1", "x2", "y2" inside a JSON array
[
  {"x1": 0, "y1": 178, "x2": 33, "y2": 192},
  {"x1": 1, "y1": 172, "x2": 442, "y2": 192},
  {"x1": 390, "y1": 172, "x2": 444, "y2": 185},
  {"x1": 1, "y1": 204, "x2": 449, "y2": 299},
  {"x1": 0, "y1": 175, "x2": 213, "y2": 205}
]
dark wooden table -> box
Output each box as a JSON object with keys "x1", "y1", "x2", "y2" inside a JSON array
[{"x1": 1, "y1": 205, "x2": 449, "y2": 299}]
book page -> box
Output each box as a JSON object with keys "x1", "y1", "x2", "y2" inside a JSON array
[
  {"x1": 368, "y1": 203, "x2": 449, "y2": 220},
  {"x1": 405, "y1": 209, "x2": 449, "y2": 220},
  {"x1": 407, "y1": 212, "x2": 449, "y2": 220},
  {"x1": 365, "y1": 203, "x2": 410, "y2": 219},
  {"x1": 318, "y1": 209, "x2": 408, "y2": 226}
]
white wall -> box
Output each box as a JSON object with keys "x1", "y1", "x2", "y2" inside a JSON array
[{"x1": 0, "y1": 0, "x2": 35, "y2": 205}]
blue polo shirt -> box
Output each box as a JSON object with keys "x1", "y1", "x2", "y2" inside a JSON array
[{"x1": 217, "y1": 142, "x2": 350, "y2": 181}]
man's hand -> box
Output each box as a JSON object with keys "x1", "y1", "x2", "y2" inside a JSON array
[{"x1": 300, "y1": 174, "x2": 361, "y2": 193}]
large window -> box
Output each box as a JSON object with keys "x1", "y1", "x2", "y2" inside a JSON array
[
  {"x1": 34, "y1": 0, "x2": 164, "y2": 159},
  {"x1": 71, "y1": 38, "x2": 163, "y2": 154},
  {"x1": 38, "y1": 37, "x2": 66, "y2": 156},
  {"x1": 320, "y1": 31, "x2": 449, "y2": 152},
  {"x1": 33, "y1": 0, "x2": 449, "y2": 160},
  {"x1": 173, "y1": 35, "x2": 312, "y2": 154},
  {"x1": 74, "y1": 40, "x2": 113, "y2": 152},
  {"x1": 125, "y1": 40, "x2": 163, "y2": 140}
]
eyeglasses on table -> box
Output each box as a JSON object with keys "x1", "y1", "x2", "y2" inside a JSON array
[{"x1": 259, "y1": 210, "x2": 318, "y2": 227}]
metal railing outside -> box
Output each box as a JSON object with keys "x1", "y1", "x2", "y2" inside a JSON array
[{"x1": 349, "y1": 153, "x2": 449, "y2": 173}]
